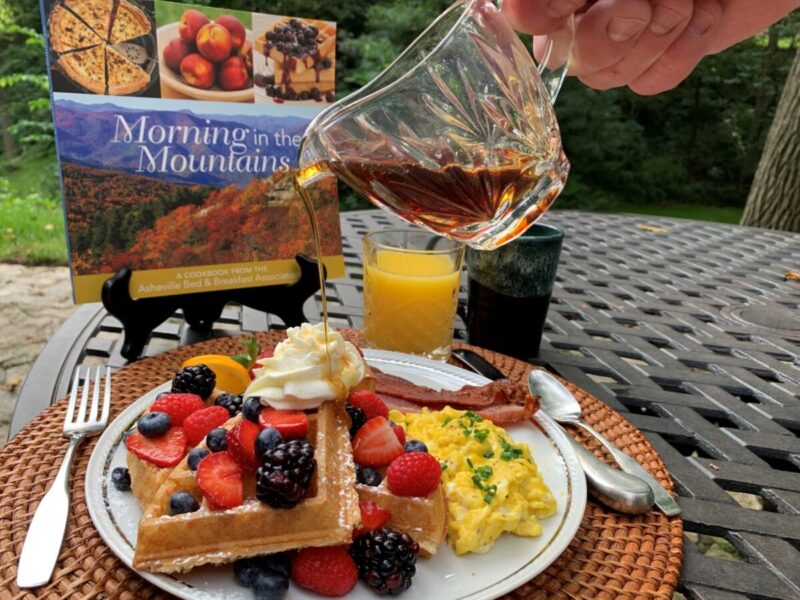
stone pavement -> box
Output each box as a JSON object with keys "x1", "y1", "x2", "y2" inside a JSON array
[{"x1": 0, "y1": 264, "x2": 75, "y2": 446}]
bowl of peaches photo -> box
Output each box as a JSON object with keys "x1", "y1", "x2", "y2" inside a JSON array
[{"x1": 157, "y1": 8, "x2": 253, "y2": 102}]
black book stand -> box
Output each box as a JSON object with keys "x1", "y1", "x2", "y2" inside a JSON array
[{"x1": 102, "y1": 255, "x2": 325, "y2": 360}]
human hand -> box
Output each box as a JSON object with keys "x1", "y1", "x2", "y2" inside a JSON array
[{"x1": 502, "y1": 0, "x2": 800, "y2": 95}]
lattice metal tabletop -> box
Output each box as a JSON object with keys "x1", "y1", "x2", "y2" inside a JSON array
[{"x1": 10, "y1": 209, "x2": 800, "y2": 600}]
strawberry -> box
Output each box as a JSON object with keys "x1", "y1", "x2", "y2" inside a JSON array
[
  {"x1": 258, "y1": 407, "x2": 308, "y2": 440},
  {"x1": 226, "y1": 420, "x2": 259, "y2": 472},
  {"x1": 196, "y1": 451, "x2": 243, "y2": 509},
  {"x1": 183, "y1": 405, "x2": 230, "y2": 446},
  {"x1": 249, "y1": 348, "x2": 274, "y2": 379},
  {"x1": 125, "y1": 426, "x2": 186, "y2": 468},
  {"x1": 347, "y1": 390, "x2": 388, "y2": 420},
  {"x1": 150, "y1": 393, "x2": 205, "y2": 425},
  {"x1": 291, "y1": 546, "x2": 357, "y2": 597},
  {"x1": 387, "y1": 452, "x2": 442, "y2": 497},
  {"x1": 392, "y1": 423, "x2": 406, "y2": 445},
  {"x1": 359, "y1": 500, "x2": 390, "y2": 530},
  {"x1": 352, "y1": 416, "x2": 404, "y2": 467}
]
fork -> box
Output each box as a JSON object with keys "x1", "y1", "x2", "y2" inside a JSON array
[{"x1": 16, "y1": 366, "x2": 111, "y2": 589}]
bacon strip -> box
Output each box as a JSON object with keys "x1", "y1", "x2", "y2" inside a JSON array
[
  {"x1": 372, "y1": 370, "x2": 524, "y2": 408},
  {"x1": 372, "y1": 369, "x2": 537, "y2": 425}
]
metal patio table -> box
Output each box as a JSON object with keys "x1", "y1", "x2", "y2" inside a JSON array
[{"x1": 9, "y1": 209, "x2": 800, "y2": 600}]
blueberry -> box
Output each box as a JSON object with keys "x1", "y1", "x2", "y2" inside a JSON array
[
  {"x1": 255, "y1": 427, "x2": 283, "y2": 461},
  {"x1": 111, "y1": 466, "x2": 131, "y2": 491},
  {"x1": 138, "y1": 411, "x2": 171, "y2": 438},
  {"x1": 253, "y1": 572, "x2": 289, "y2": 600},
  {"x1": 356, "y1": 464, "x2": 382, "y2": 486},
  {"x1": 169, "y1": 492, "x2": 199, "y2": 515},
  {"x1": 262, "y1": 553, "x2": 291, "y2": 579},
  {"x1": 187, "y1": 448, "x2": 209, "y2": 470},
  {"x1": 243, "y1": 396, "x2": 263, "y2": 423},
  {"x1": 404, "y1": 440, "x2": 428, "y2": 453},
  {"x1": 325, "y1": 92, "x2": 335, "y2": 103},
  {"x1": 235, "y1": 554, "x2": 291, "y2": 589},
  {"x1": 206, "y1": 427, "x2": 228, "y2": 452},
  {"x1": 234, "y1": 557, "x2": 263, "y2": 587}
]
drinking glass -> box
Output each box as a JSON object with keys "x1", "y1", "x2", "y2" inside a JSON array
[
  {"x1": 466, "y1": 223, "x2": 563, "y2": 358},
  {"x1": 297, "y1": 0, "x2": 573, "y2": 250},
  {"x1": 363, "y1": 229, "x2": 464, "y2": 361}
]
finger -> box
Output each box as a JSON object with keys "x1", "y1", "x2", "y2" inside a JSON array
[
  {"x1": 569, "y1": 0, "x2": 652, "y2": 77},
  {"x1": 579, "y1": 0, "x2": 693, "y2": 90},
  {"x1": 629, "y1": 0, "x2": 723, "y2": 95},
  {"x1": 502, "y1": 0, "x2": 588, "y2": 35}
]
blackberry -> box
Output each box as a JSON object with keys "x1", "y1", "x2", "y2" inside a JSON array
[
  {"x1": 171, "y1": 365, "x2": 215, "y2": 399},
  {"x1": 256, "y1": 439, "x2": 316, "y2": 508},
  {"x1": 355, "y1": 464, "x2": 382, "y2": 487},
  {"x1": 215, "y1": 393, "x2": 243, "y2": 417},
  {"x1": 345, "y1": 403, "x2": 366, "y2": 438},
  {"x1": 350, "y1": 527, "x2": 419, "y2": 595}
]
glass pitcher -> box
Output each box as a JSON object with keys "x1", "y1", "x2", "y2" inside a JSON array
[{"x1": 297, "y1": 0, "x2": 573, "y2": 250}]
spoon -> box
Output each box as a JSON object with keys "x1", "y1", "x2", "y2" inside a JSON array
[{"x1": 528, "y1": 370, "x2": 681, "y2": 517}]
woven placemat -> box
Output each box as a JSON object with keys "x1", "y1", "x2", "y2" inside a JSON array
[{"x1": 0, "y1": 331, "x2": 683, "y2": 600}]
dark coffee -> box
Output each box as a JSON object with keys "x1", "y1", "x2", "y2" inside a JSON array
[{"x1": 466, "y1": 278, "x2": 551, "y2": 359}]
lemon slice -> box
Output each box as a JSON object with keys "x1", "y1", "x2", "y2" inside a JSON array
[{"x1": 182, "y1": 354, "x2": 251, "y2": 395}]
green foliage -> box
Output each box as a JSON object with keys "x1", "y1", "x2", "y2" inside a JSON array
[{"x1": 0, "y1": 177, "x2": 67, "y2": 264}]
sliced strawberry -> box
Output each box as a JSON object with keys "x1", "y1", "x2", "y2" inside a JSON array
[
  {"x1": 249, "y1": 348, "x2": 274, "y2": 378},
  {"x1": 183, "y1": 405, "x2": 230, "y2": 446},
  {"x1": 258, "y1": 408, "x2": 309, "y2": 440},
  {"x1": 150, "y1": 393, "x2": 205, "y2": 425},
  {"x1": 352, "y1": 416, "x2": 404, "y2": 467},
  {"x1": 125, "y1": 426, "x2": 186, "y2": 468},
  {"x1": 359, "y1": 500, "x2": 391, "y2": 530},
  {"x1": 392, "y1": 423, "x2": 406, "y2": 445},
  {"x1": 227, "y1": 420, "x2": 260, "y2": 472},
  {"x1": 348, "y1": 390, "x2": 389, "y2": 420},
  {"x1": 196, "y1": 451, "x2": 243, "y2": 509}
]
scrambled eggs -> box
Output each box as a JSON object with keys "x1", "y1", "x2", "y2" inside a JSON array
[{"x1": 390, "y1": 406, "x2": 556, "y2": 555}]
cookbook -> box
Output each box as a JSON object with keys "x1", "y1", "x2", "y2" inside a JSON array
[{"x1": 41, "y1": 0, "x2": 343, "y2": 303}]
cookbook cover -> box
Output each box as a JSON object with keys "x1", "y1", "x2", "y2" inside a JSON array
[{"x1": 41, "y1": 0, "x2": 342, "y2": 303}]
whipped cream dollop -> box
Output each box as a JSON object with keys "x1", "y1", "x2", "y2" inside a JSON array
[{"x1": 244, "y1": 322, "x2": 366, "y2": 410}]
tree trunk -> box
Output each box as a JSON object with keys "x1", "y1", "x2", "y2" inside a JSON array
[
  {"x1": 0, "y1": 87, "x2": 18, "y2": 161},
  {"x1": 741, "y1": 46, "x2": 800, "y2": 232}
]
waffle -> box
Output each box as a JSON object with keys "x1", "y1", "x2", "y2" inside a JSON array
[
  {"x1": 129, "y1": 370, "x2": 376, "y2": 508},
  {"x1": 357, "y1": 481, "x2": 447, "y2": 557},
  {"x1": 133, "y1": 402, "x2": 360, "y2": 573}
]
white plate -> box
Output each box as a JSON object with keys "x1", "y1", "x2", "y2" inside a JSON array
[
  {"x1": 85, "y1": 350, "x2": 586, "y2": 600},
  {"x1": 157, "y1": 22, "x2": 255, "y2": 103}
]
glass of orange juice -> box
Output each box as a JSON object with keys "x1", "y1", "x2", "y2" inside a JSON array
[{"x1": 363, "y1": 229, "x2": 464, "y2": 361}]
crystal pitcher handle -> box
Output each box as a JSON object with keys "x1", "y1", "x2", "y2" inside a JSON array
[{"x1": 532, "y1": 14, "x2": 575, "y2": 102}]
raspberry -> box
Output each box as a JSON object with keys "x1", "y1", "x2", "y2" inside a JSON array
[
  {"x1": 387, "y1": 452, "x2": 441, "y2": 497},
  {"x1": 347, "y1": 390, "x2": 388, "y2": 420},
  {"x1": 291, "y1": 546, "x2": 357, "y2": 597},
  {"x1": 183, "y1": 405, "x2": 230, "y2": 446},
  {"x1": 150, "y1": 393, "x2": 205, "y2": 425}
]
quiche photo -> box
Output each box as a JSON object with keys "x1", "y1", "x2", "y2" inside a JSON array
[{"x1": 46, "y1": 0, "x2": 156, "y2": 96}]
